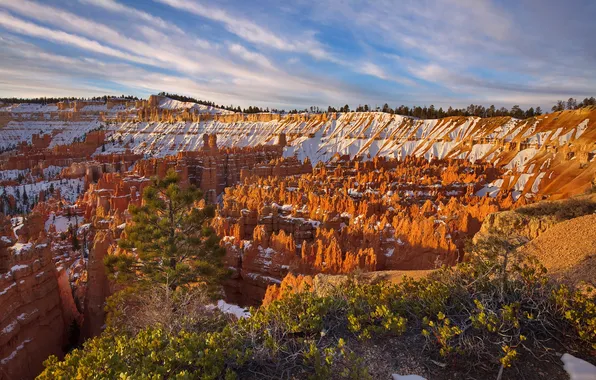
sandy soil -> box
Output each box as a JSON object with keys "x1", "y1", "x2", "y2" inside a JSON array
[{"x1": 519, "y1": 213, "x2": 596, "y2": 286}]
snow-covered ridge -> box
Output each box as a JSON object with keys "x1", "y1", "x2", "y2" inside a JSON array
[
  {"x1": 97, "y1": 112, "x2": 593, "y2": 164},
  {"x1": 3, "y1": 110, "x2": 593, "y2": 167},
  {"x1": 156, "y1": 97, "x2": 234, "y2": 115},
  {"x1": 0, "y1": 103, "x2": 59, "y2": 113},
  {"x1": 0, "y1": 120, "x2": 102, "y2": 150}
]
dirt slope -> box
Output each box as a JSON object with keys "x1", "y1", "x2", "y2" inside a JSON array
[{"x1": 519, "y1": 213, "x2": 596, "y2": 286}]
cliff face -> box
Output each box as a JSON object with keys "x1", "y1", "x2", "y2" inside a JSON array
[
  {"x1": 81, "y1": 230, "x2": 112, "y2": 340},
  {"x1": 0, "y1": 223, "x2": 65, "y2": 380}
]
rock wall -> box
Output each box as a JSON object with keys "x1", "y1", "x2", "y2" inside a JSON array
[
  {"x1": 80, "y1": 230, "x2": 112, "y2": 340},
  {"x1": 0, "y1": 221, "x2": 66, "y2": 379}
]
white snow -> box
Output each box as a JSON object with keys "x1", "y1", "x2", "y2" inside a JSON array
[
  {"x1": 0, "y1": 120, "x2": 102, "y2": 150},
  {"x1": 531, "y1": 172, "x2": 546, "y2": 193},
  {"x1": 467, "y1": 144, "x2": 493, "y2": 162},
  {"x1": 156, "y1": 97, "x2": 233, "y2": 115},
  {"x1": 561, "y1": 353, "x2": 596, "y2": 380},
  {"x1": 10, "y1": 242, "x2": 33, "y2": 255},
  {"x1": 392, "y1": 375, "x2": 426, "y2": 380},
  {"x1": 0, "y1": 282, "x2": 16, "y2": 296},
  {"x1": 505, "y1": 148, "x2": 539, "y2": 171},
  {"x1": 0, "y1": 339, "x2": 32, "y2": 365},
  {"x1": 1, "y1": 178, "x2": 85, "y2": 214},
  {"x1": 574, "y1": 119, "x2": 590, "y2": 139},
  {"x1": 1, "y1": 320, "x2": 18, "y2": 334},
  {"x1": 10, "y1": 264, "x2": 28, "y2": 272},
  {"x1": 45, "y1": 214, "x2": 78, "y2": 232},
  {"x1": 0, "y1": 169, "x2": 29, "y2": 181},
  {"x1": 215, "y1": 300, "x2": 250, "y2": 319}
]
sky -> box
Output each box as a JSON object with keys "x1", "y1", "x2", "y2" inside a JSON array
[{"x1": 0, "y1": 0, "x2": 594, "y2": 110}]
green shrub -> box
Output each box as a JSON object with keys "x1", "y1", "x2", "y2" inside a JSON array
[
  {"x1": 40, "y1": 238, "x2": 596, "y2": 379},
  {"x1": 516, "y1": 198, "x2": 596, "y2": 220}
]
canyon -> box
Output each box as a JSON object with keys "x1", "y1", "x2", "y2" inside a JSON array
[{"x1": 0, "y1": 95, "x2": 595, "y2": 379}]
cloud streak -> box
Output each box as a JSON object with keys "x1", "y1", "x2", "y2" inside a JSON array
[{"x1": 0, "y1": 0, "x2": 593, "y2": 109}]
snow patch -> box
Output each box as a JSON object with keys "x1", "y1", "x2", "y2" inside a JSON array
[{"x1": 561, "y1": 353, "x2": 596, "y2": 380}]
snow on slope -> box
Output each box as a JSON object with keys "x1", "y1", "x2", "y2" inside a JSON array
[
  {"x1": 561, "y1": 353, "x2": 596, "y2": 380},
  {"x1": 0, "y1": 120, "x2": 102, "y2": 150},
  {"x1": 93, "y1": 111, "x2": 595, "y2": 200},
  {"x1": 4, "y1": 110, "x2": 592, "y2": 172},
  {"x1": 0, "y1": 178, "x2": 84, "y2": 214},
  {"x1": 156, "y1": 97, "x2": 234, "y2": 115},
  {"x1": 0, "y1": 166, "x2": 65, "y2": 185},
  {"x1": 97, "y1": 113, "x2": 593, "y2": 166},
  {"x1": 0, "y1": 103, "x2": 58, "y2": 113},
  {"x1": 44, "y1": 213, "x2": 78, "y2": 232}
]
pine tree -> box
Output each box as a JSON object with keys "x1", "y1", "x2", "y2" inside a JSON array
[
  {"x1": 71, "y1": 224, "x2": 80, "y2": 252},
  {"x1": 105, "y1": 170, "x2": 226, "y2": 294}
]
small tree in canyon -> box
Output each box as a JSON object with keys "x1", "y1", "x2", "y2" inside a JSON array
[{"x1": 105, "y1": 169, "x2": 227, "y2": 296}]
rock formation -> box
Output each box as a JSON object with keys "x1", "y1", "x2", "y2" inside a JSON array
[
  {"x1": 1, "y1": 96, "x2": 595, "y2": 378},
  {"x1": 0, "y1": 217, "x2": 66, "y2": 379}
]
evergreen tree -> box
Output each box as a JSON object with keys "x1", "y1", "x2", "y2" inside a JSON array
[
  {"x1": 71, "y1": 224, "x2": 80, "y2": 252},
  {"x1": 105, "y1": 170, "x2": 226, "y2": 293},
  {"x1": 552, "y1": 100, "x2": 565, "y2": 112},
  {"x1": 510, "y1": 105, "x2": 523, "y2": 119}
]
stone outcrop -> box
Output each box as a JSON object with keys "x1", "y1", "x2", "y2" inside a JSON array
[{"x1": 474, "y1": 194, "x2": 596, "y2": 242}]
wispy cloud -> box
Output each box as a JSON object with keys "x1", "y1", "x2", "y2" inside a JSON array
[
  {"x1": 153, "y1": 0, "x2": 333, "y2": 61},
  {"x1": 0, "y1": 0, "x2": 593, "y2": 108},
  {"x1": 0, "y1": 11, "x2": 150, "y2": 64},
  {"x1": 228, "y1": 43, "x2": 276, "y2": 70},
  {"x1": 79, "y1": 0, "x2": 184, "y2": 34}
]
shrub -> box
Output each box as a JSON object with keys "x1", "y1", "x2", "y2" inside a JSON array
[
  {"x1": 516, "y1": 198, "x2": 596, "y2": 220},
  {"x1": 105, "y1": 284, "x2": 229, "y2": 336},
  {"x1": 41, "y1": 238, "x2": 596, "y2": 378}
]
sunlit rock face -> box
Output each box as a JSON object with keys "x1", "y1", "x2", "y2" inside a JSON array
[{"x1": 214, "y1": 155, "x2": 510, "y2": 305}]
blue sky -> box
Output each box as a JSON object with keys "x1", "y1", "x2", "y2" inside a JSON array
[{"x1": 0, "y1": 0, "x2": 594, "y2": 109}]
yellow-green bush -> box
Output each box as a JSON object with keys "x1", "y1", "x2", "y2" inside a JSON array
[{"x1": 40, "y1": 238, "x2": 596, "y2": 379}]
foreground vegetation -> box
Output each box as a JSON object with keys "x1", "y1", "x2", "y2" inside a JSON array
[{"x1": 40, "y1": 236, "x2": 595, "y2": 379}]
